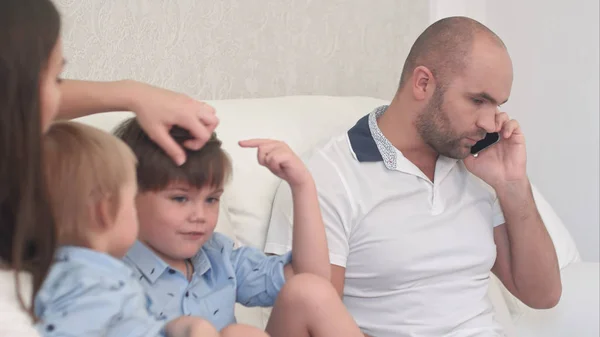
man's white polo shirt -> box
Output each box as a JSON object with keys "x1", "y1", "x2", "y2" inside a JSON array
[{"x1": 265, "y1": 106, "x2": 507, "y2": 337}]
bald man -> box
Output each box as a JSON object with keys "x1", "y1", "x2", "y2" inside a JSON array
[{"x1": 264, "y1": 17, "x2": 562, "y2": 337}]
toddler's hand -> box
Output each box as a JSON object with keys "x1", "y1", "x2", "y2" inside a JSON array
[{"x1": 239, "y1": 139, "x2": 312, "y2": 188}]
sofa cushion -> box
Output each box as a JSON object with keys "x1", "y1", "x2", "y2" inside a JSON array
[
  {"x1": 512, "y1": 263, "x2": 599, "y2": 337},
  {"x1": 531, "y1": 184, "x2": 581, "y2": 268},
  {"x1": 488, "y1": 274, "x2": 517, "y2": 337},
  {"x1": 204, "y1": 96, "x2": 389, "y2": 249}
]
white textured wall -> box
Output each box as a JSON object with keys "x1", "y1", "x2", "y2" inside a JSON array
[{"x1": 53, "y1": 0, "x2": 429, "y2": 100}]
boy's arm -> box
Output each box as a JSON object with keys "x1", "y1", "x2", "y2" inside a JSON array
[
  {"x1": 239, "y1": 139, "x2": 330, "y2": 280},
  {"x1": 58, "y1": 79, "x2": 218, "y2": 165},
  {"x1": 285, "y1": 178, "x2": 330, "y2": 280}
]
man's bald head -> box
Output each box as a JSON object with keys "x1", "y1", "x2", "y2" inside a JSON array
[{"x1": 399, "y1": 16, "x2": 506, "y2": 90}]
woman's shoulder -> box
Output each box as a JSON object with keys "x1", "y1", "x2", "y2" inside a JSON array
[
  {"x1": 0, "y1": 268, "x2": 32, "y2": 305},
  {"x1": 0, "y1": 268, "x2": 41, "y2": 337}
]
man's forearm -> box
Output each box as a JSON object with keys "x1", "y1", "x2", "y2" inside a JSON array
[
  {"x1": 58, "y1": 79, "x2": 137, "y2": 119},
  {"x1": 290, "y1": 180, "x2": 331, "y2": 280},
  {"x1": 496, "y1": 178, "x2": 561, "y2": 307}
]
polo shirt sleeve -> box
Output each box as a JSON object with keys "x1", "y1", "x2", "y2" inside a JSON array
[
  {"x1": 34, "y1": 271, "x2": 165, "y2": 337},
  {"x1": 219, "y1": 233, "x2": 291, "y2": 307},
  {"x1": 265, "y1": 150, "x2": 355, "y2": 268}
]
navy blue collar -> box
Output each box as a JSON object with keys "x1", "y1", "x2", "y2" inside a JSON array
[
  {"x1": 347, "y1": 114, "x2": 383, "y2": 162},
  {"x1": 348, "y1": 105, "x2": 397, "y2": 170},
  {"x1": 347, "y1": 105, "x2": 459, "y2": 182}
]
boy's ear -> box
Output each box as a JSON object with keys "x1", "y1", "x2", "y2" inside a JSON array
[{"x1": 91, "y1": 197, "x2": 116, "y2": 232}]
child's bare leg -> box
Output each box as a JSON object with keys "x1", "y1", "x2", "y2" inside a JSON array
[
  {"x1": 165, "y1": 316, "x2": 219, "y2": 337},
  {"x1": 265, "y1": 273, "x2": 364, "y2": 337},
  {"x1": 221, "y1": 324, "x2": 270, "y2": 337}
]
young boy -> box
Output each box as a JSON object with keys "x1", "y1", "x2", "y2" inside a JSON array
[
  {"x1": 35, "y1": 121, "x2": 251, "y2": 337},
  {"x1": 116, "y1": 118, "x2": 366, "y2": 337}
]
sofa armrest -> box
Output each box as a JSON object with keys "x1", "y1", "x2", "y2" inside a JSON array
[{"x1": 513, "y1": 262, "x2": 599, "y2": 337}]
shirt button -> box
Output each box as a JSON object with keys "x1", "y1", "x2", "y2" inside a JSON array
[
  {"x1": 168, "y1": 269, "x2": 176, "y2": 275},
  {"x1": 46, "y1": 324, "x2": 55, "y2": 332},
  {"x1": 185, "y1": 291, "x2": 189, "y2": 297}
]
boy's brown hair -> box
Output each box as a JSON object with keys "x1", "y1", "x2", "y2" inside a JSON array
[
  {"x1": 113, "y1": 117, "x2": 231, "y2": 192},
  {"x1": 43, "y1": 121, "x2": 138, "y2": 245}
]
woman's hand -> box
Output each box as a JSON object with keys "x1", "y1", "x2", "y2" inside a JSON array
[
  {"x1": 58, "y1": 79, "x2": 219, "y2": 166},
  {"x1": 128, "y1": 82, "x2": 219, "y2": 165}
]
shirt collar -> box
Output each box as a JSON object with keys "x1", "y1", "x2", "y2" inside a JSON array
[
  {"x1": 347, "y1": 105, "x2": 397, "y2": 170},
  {"x1": 190, "y1": 249, "x2": 211, "y2": 277},
  {"x1": 347, "y1": 105, "x2": 458, "y2": 180},
  {"x1": 55, "y1": 246, "x2": 132, "y2": 276},
  {"x1": 125, "y1": 241, "x2": 169, "y2": 284},
  {"x1": 125, "y1": 241, "x2": 212, "y2": 284}
]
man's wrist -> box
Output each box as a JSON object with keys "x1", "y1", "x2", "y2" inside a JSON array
[{"x1": 493, "y1": 177, "x2": 531, "y2": 198}]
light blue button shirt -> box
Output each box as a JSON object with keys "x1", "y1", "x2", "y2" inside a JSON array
[
  {"x1": 123, "y1": 233, "x2": 292, "y2": 331},
  {"x1": 35, "y1": 246, "x2": 166, "y2": 337}
]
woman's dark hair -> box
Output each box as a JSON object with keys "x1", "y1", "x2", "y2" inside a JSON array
[{"x1": 0, "y1": 0, "x2": 61, "y2": 317}]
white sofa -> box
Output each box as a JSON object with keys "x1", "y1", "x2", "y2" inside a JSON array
[{"x1": 79, "y1": 95, "x2": 600, "y2": 337}]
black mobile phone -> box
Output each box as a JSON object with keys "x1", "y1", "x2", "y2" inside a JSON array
[{"x1": 470, "y1": 132, "x2": 500, "y2": 157}]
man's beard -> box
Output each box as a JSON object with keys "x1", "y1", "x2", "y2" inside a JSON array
[{"x1": 415, "y1": 89, "x2": 474, "y2": 159}]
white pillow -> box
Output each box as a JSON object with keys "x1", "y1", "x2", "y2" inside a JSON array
[
  {"x1": 512, "y1": 262, "x2": 600, "y2": 337},
  {"x1": 488, "y1": 274, "x2": 517, "y2": 337},
  {"x1": 206, "y1": 96, "x2": 387, "y2": 250},
  {"x1": 530, "y1": 184, "x2": 581, "y2": 268}
]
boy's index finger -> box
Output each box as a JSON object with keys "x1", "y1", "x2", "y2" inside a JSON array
[{"x1": 238, "y1": 139, "x2": 272, "y2": 148}]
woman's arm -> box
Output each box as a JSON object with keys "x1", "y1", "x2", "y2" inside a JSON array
[
  {"x1": 58, "y1": 79, "x2": 134, "y2": 119},
  {"x1": 58, "y1": 79, "x2": 218, "y2": 165}
]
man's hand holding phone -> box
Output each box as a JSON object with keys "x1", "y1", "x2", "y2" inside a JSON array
[{"x1": 464, "y1": 111, "x2": 528, "y2": 189}]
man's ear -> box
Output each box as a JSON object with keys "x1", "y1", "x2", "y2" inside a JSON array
[{"x1": 412, "y1": 66, "x2": 435, "y2": 101}]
